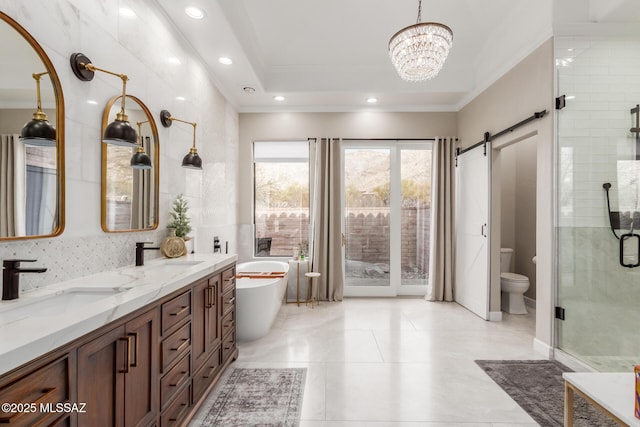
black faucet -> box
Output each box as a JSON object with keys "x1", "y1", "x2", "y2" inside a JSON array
[
  {"x1": 213, "y1": 236, "x2": 221, "y2": 253},
  {"x1": 2, "y1": 259, "x2": 47, "y2": 300},
  {"x1": 135, "y1": 242, "x2": 160, "y2": 266}
]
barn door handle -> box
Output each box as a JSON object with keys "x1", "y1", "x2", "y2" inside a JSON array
[{"x1": 481, "y1": 224, "x2": 487, "y2": 237}]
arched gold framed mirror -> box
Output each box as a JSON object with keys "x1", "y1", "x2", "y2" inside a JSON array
[
  {"x1": 0, "y1": 12, "x2": 65, "y2": 240},
  {"x1": 101, "y1": 95, "x2": 159, "y2": 232}
]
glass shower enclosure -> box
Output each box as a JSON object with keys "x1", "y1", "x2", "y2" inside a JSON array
[{"x1": 556, "y1": 36, "x2": 640, "y2": 371}]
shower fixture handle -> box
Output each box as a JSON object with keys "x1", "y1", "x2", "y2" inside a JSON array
[{"x1": 619, "y1": 233, "x2": 640, "y2": 268}]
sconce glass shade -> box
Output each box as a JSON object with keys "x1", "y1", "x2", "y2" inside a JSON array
[
  {"x1": 130, "y1": 148, "x2": 152, "y2": 170},
  {"x1": 20, "y1": 115, "x2": 56, "y2": 147},
  {"x1": 161, "y1": 110, "x2": 203, "y2": 170},
  {"x1": 182, "y1": 148, "x2": 202, "y2": 170},
  {"x1": 104, "y1": 117, "x2": 138, "y2": 146},
  {"x1": 69, "y1": 53, "x2": 138, "y2": 146}
]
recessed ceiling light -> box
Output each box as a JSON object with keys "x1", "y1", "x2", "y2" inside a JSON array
[
  {"x1": 185, "y1": 6, "x2": 205, "y2": 19},
  {"x1": 243, "y1": 86, "x2": 256, "y2": 94},
  {"x1": 274, "y1": 95, "x2": 285, "y2": 101},
  {"x1": 218, "y1": 57, "x2": 233, "y2": 65},
  {"x1": 367, "y1": 97, "x2": 378, "y2": 103},
  {"x1": 168, "y1": 57, "x2": 181, "y2": 65},
  {"x1": 87, "y1": 100, "x2": 98, "y2": 105},
  {"x1": 176, "y1": 96, "x2": 186, "y2": 101},
  {"x1": 119, "y1": 8, "x2": 136, "y2": 18}
]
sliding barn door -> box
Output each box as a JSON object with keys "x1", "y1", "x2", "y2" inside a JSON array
[{"x1": 455, "y1": 145, "x2": 490, "y2": 320}]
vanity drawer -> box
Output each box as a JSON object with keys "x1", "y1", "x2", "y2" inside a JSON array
[
  {"x1": 0, "y1": 354, "x2": 71, "y2": 426},
  {"x1": 221, "y1": 310, "x2": 235, "y2": 338},
  {"x1": 222, "y1": 331, "x2": 236, "y2": 363},
  {"x1": 161, "y1": 383, "x2": 190, "y2": 427},
  {"x1": 222, "y1": 267, "x2": 235, "y2": 294},
  {"x1": 221, "y1": 289, "x2": 235, "y2": 316},
  {"x1": 160, "y1": 352, "x2": 190, "y2": 410},
  {"x1": 192, "y1": 346, "x2": 221, "y2": 401},
  {"x1": 161, "y1": 322, "x2": 191, "y2": 373},
  {"x1": 162, "y1": 291, "x2": 191, "y2": 335}
]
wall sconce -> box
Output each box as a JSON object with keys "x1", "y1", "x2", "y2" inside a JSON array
[
  {"x1": 160, "y1": 110, "x2": 202, "y2": 170},
  {"x1": 130, "y1": 120, "x2": 152, "y2": 170},
  {"x1": 70, "y1": 52, "x2": 137, "y2": 146},
  {"x1": 20, "y1": 71, "x2": 56, "y2": 147}
]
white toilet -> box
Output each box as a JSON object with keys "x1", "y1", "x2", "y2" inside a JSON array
[{"x1": 500, "y1": 248, "x2": 530, "y2": 314}]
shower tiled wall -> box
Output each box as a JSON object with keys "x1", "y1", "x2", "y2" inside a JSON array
[
  {"x1": 556, "y1": 36, "x2": 640, "y2": 369},
  {"x1": 0, "y1": 0, "x2": 239, "y2": 295}
]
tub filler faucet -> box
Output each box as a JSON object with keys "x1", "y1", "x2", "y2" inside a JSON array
[{"x1": 2, "y1": 259, "x2": 47, "y2": 300}]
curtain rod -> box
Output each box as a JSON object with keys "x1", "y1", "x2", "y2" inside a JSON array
[{"x1": 456, "y1": 110, "x2": 547, "y2": 158}]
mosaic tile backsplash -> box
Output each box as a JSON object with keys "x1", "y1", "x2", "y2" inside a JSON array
[{"x1": 0, "y1": 230, "x2": 166, "y2": 293}]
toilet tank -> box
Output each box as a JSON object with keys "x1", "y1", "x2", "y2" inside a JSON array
[{"x1": 500, "y1": 248, "x2": 514, "y2": 272}]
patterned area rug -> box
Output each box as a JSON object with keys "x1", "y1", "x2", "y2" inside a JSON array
[
  {"x1": 476, "y1": 360, "x2": 617, "y2": 427},
  {"x1": 201, "y1": 368, "x2": 306, "y2": 426}
]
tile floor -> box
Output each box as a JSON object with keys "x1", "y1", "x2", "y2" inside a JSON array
[{"x1": 192, "y1": 298, "x2": 542, "y2": 426}]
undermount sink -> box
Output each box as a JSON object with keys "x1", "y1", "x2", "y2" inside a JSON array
[{"x1": 0, "y1": 286, "x2": 132, "y2": 320}]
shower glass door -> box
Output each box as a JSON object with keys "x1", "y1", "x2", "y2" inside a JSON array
[
  {"x1": 343, "y1": 141, "x2": 432, "y2": 296},
  {"x1": 555, "y1": 36, "x2": 640, "y2": 371}
]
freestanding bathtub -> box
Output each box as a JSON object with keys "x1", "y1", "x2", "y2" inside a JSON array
[{"x1": 235, "y1": 261, "x2": 289, "y2": 341}]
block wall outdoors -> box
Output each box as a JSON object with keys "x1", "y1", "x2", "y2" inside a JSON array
[{"x1": 256, "y1": 207, "x2": 430, "y2": 273}]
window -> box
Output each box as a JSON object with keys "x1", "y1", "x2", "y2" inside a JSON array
[{"x1": 253, "y1": 141, "x2": 309, "y2": 257}]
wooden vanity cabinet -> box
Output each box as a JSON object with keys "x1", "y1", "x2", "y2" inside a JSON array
[
  {"x1": 0, "y1": 261, "x2": 237, "y2": 427},
  {"x1": 220, "y1": 266, "x2": 237, "y2": 366},
  {"x1": 77, "y1": 307, "x2": 159, "y2": 427},
  {"x1": 0, "y1": 351, "x2": 76, "y2": 427}
]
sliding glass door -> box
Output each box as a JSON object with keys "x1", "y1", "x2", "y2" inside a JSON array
[{"x1": 343, "y1": 141, "x2": 432, "y2": 296}]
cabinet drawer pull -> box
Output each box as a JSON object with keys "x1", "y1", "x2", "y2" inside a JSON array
[
  {"x1": 169, "y1": 305, "x2": 189, "y2": 317},
  {"x1": 203, "y1": 364, "x2": 218, "y2": 379},
  {"x1": 226, "y1": 297, "x2": 235, "y2": 304},
  {"x1": 128, "y1": 332, "x2": 139, "y2": 367},
  {"x1": 119, "y1": 336, "x2": 132, "y2": 373},
  {"x1": 208, "y1": 285, "x2": 216, "y2": 307},
  {"x1": 171, "y1": 338, "x2": 189, "y2": 353},
  {"x1": 205, "y1": 287, "x2": 212, "y2": 309},
  {"x1": 0, "y1": 387, "x2": 58, "y2": 423},
  {"x1": 169, "y1": 403, "x2": 189, "y2": 422}
]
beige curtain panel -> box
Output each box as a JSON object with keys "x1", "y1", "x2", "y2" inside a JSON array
[
  {"x1": 0, "y1": 134, "x2": 26, "y2": 238},
  {"x1": 426, "y1": 137, "x2": 457, "y2": 302},
  {"x1": 309, "y1": 137, "x2": 344, "y2": 301}
]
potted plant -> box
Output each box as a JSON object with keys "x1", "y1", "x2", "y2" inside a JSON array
[
  {"x1": 162, "y1": 194, "x2": 192, "y2": 257},
  {"x1": 167, "y1": 194, "x2": 192, "y2": 239}
]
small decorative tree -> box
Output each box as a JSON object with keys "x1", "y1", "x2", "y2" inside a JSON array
[{"x1": 167, "y1": 194, "x2": 192, "y2": 239}]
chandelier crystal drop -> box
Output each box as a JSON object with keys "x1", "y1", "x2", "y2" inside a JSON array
[{"x1": 388, "y1": 1, "x2": 453, "y2": 82}]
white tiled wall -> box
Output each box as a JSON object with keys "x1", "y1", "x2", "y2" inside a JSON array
[
  {"x1": 0, "y1": 0, "x2": 239, "y2": 294},
  {"x1": 557, "y1": 37, "x2": 640, "y2": 228}
]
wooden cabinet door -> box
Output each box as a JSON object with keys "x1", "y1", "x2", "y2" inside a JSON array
[
  {"x1": 206, "y1": 274, "x2": 220, "y2": 354},
  {"x1": 124, "y1": 308, "x2": 159, "y2": 427},
  {"x1": 192, "y1": 275, "x2": 220, "y2": 372},
  {"x1": 78, "y1": 309, "x2": 159, "y2": 427},
  {"x1": 77, "y1": 325, "x2": 126, "y2": 427}
]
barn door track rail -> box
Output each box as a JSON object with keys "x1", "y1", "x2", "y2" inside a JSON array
[{"x1": 455, "y1": 110, "x2": 547, "y2": 165}]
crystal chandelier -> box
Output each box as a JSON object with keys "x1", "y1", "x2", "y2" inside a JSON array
[{"x1": 388, "y1": 0, "x2": 453, "y2": 82}]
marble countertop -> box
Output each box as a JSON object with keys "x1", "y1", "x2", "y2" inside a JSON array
[{"x1": 0, "y1": 253, "x2": 237, "y2": 376}]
